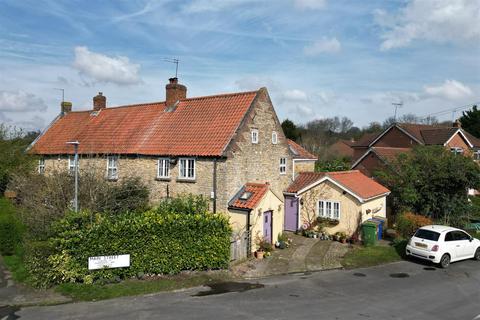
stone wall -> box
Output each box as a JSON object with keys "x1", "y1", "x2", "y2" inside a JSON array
[
  {"x1": 219, "y1": 88, "x2": 293, "y2": 210},
  {"x1": 41, "y1": 155, "x2": 220, "y2": 211}
]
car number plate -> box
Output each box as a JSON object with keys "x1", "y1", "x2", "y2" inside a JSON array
[{"x1": 415, "y1": 242, "x2": 427, "y2": 248}]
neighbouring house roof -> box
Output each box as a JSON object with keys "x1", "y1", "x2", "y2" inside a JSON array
[
  {"x1": 287, "y1": 139, "x2": 317, "y2": 160},
  {"x1": 351, "y1": 147, "x2": 411, "y2": 169},
  {"x1": 464, "y1": 131, "x2": 480, "y2": 148},
  {"x1": 229, "y1": 182, "x2": 269, "y2": 210},
  {"x1": 351, "y1": 132, "x2": 381, "y2": 147},
  {"x1": 30, "y1": 90, "x2": 259, "y2": 156},
  {"x1": 285, "y1": 170, "x2": 390, "y2": 202},
  {"x1": 368, "y1": 123, "x2": 474, "y2": 148}
]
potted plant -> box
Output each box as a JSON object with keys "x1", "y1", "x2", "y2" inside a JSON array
[
  {"x1": 255, "y1": 249, "x2": 264, "y2": 259},
  {"x1": 338, "y1": 232, "x2": 347, "y2": 244}
]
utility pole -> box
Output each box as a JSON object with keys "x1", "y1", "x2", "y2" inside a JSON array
[
  {"x1": 66, "y1": 141, "x2": 80, "y2": 212},
  {"x1": 392, "y1": 101, "x2": 403, "y2": 122}
]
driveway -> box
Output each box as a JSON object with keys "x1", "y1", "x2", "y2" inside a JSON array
[
  {"x1": 15, "y1": 259, "x2": 480, "y2": 320},
  {"x1": 232, "y1": 233, "x2": 349, "y2": 278}
]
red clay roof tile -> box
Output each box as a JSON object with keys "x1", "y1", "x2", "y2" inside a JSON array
[
  {"x1": 229, "y1": 183, "x2": 269, "y2": 210},
  {"x1": 31, "y1": 91, "x2": 258, "y2": 157},
  {"x1": 287, "y1": 139, "x2": 317, "y2": 160},
  {"x1": 286, "y1": 170, "x2": 390, "y2": 200}
]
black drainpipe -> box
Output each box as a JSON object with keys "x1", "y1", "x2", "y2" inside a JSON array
[
  {"x1": 213, "y1": 158, "x2": 217, "y2": 214},
  {"x1": 246, "y1": 209, "x2": 252, "y2": 257}
]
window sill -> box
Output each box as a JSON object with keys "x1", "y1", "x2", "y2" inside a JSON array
[
  {"x1": 155, "y1": 177, "x2": 171, "y2": 181},
  {"x1": 106, "y1": 177, "x2": 118, "y2": 182},
  {"x1": 176, "y1": 178, "x2": 196, "y2": 183}
]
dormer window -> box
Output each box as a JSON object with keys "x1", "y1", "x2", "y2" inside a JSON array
[
  {"x1": 272, "y1": 131, "x2": 278, "y2": 144},
  {"x1": 251, "y1": 129, "x2": 259, "y2": 144}
]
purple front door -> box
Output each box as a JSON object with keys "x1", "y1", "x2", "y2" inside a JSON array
[
  {"x1": 284, "y1": 196, "x2": 298, "y2": 231},
  {"x1": 263, "y1": 211, "x2": 272, "y2": 243}
]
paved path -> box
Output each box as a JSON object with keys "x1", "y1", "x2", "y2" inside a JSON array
[
  {"x1": 16, "y1": 260, "x2": 480, "y2": 320},
  {"x1": 232, "y1": 233, "x2": 349, "y2": 278},
  {"x1": 0, "y1": 256, "x2": 70, "y2": 309}
]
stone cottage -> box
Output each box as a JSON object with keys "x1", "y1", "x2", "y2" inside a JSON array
[{"x1": 28, "y1": 78, "x2": 317, "y2": 256}]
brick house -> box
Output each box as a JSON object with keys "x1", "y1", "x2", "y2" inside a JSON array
[
  {"x1": 29, "y1": 78, "x2": 316, "y2": 256},
  {"x1": 351, "y1": 123, "x2": 480, "y2": 177}
]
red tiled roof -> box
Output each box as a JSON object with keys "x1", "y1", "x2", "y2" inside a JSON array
[
  {"x1": 287, "y1": 139, "x2": 317, "y2": 160},
  {"x1": 229, "y1": 183, "x2": 269, "y2": 210},
  {"x1": 30, "y1": 91, "x2": 259, "y2": 156},
  {"x1": 351, "y1": 132, "x2": 381, "y2": 147},
  {"x1": 371, "y1": 147, "x2": 411, "y2": 162},
  {"x1": 286, "y1": 170, "x2": 390, "y2": 200}
]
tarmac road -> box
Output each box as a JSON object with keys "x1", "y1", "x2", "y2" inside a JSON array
[{"x1": 15, "y1": 259, "x2": 480, "y2": 320}]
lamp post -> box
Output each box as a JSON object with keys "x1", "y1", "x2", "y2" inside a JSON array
[{"x1": 66, "y1": 141, "x2": 80, "y2": 212}]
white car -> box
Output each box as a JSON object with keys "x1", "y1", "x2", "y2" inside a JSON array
[{"x1": 405, "y1": 225, "x2": 480, "y2": 268}]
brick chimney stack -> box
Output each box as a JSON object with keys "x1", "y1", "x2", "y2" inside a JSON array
[
  {"x1": 61, "y1": 101, "x2": 72, "y2": 115},
  {"x1": 93, "y1": 92, "x2": 106, "y2": 111},
  {"x1": 453, "y1": 119, "x2": 462, "y2": 128},
  {"x1": 165, "y1": 78, "x2": 187, "y2": 107}
]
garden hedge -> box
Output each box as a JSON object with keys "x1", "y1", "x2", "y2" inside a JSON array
[
  {"x1": 29, "y1": 209, "x2": 231, "y2": 287},
  {"x1": 0, "y1": 198, "x2": 23, "y2": 255}
]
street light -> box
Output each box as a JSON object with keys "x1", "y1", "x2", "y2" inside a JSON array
[{"x1": 66, "y1": 141, "x2": 79, "y2": 212}]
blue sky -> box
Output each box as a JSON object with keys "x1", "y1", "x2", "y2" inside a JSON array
[{"x1": 0, "y1": 0, "x2": 479, "y2": 130}]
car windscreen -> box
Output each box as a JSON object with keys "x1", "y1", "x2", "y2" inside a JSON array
[{"x1": 414, "y1": 229, "x2": 440, "y2": 241}]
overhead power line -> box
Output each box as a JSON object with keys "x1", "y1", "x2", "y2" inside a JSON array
[{"x1": 419, "y1": 101, "x2": 480, "y2": 121}]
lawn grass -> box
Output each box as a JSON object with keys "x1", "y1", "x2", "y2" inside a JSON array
[
  {"x1": 56, "y1": 272, "x2": 230, "y2": 301},
  {"x1": 342, "y1": 240, "x2": 407, "y2": 269}
]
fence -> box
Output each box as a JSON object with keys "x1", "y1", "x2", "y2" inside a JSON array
[{"x1": 230, "y1": 232, "x2": 249, "y2": 261}]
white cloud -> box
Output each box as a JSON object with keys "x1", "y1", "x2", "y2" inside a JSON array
[
  {"x1": 283, "y1": 89, "x2": 308, "y2": 102},
  {"x1": 424, "y1": 80, "x2": 473, "y2": 100},
  {"x1": 303, "y1": 37, "x2": 341, "y2": 56},
  {"x1": 13, "y1": 116, "x2": 45, "y2": 131},
  {"x1": 182, "y1": 0, "x2": 257, "y2": 13},
  {"x1": 234, "y1": 76, "x2": 280, "y2": 91},
  {"x1": 0, "y1": 90, "x2": 48, "y2": 113},
  {"x1": 294, "y1": 0, "x2": 327, "y2": 10},
  {"x1": 375, "y1": 0, "x2": 480, "y2": 50},
  {"x1": 73, "y1": 46, "x2": 141, "y2": 85}
]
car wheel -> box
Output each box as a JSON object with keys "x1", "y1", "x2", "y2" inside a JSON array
[
  {"x1": 474, "y1": 248, "x2": 480, "y2": 261},
  {"x1": 439, "y1": 254, "x2": 450, "y2": 268}
]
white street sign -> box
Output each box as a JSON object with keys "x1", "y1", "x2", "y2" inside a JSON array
[{"x1": 88, "y1": 254, "x2": 130, "y2": 270}]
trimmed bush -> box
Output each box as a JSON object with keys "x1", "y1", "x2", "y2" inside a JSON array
[
  {"x1": 33, "y1": 208, "x2": 231, "y2": 287},
  {"x1": 396, "y1": 212, "x2": 433, "y2": 238},
  {"x1": 0, "y1": 198, "x2": 23, "y2": 255}
]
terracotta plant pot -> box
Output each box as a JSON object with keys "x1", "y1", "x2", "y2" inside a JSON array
[{"x1": 256, "y1": 251, "x2": 264, "y2": 259}]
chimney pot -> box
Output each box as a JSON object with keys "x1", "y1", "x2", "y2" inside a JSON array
[
  {"x1": 165, "y1": 78, "x2": 187, "y2": 108},
  {"x1": 61, "y1": 101, "x2": 72, "y2": 114},
  {"x1": 93, "y1": 92, "x2": 106, "y2": 111},
  {"x1": 453, "y1": 119, "x2": 461, "y2": 128}
]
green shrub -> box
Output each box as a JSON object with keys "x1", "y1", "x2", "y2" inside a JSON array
[
  {"x1": 0, "y1": 198, "x2": 23, "y2": 255},
  {"x1": 30, "y1": 203, "x2": 231, "y2": 287},
  {"x1": 396, "y1": 212, "x2": 433, "y2": 238},
  {"x1": 155, "y1": 194, "x2": 209, "y2": 215},
  {"x1": 24, "y1": 240, "x2": 56, "y2": 288}
]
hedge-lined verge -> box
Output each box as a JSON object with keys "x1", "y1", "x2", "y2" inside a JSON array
[
  {"x1": 0, "y1": 198, "x2": 23, "y2": 255},
  {"x1": 27, "y1": 209, "x2": 231, "y2": 288}
]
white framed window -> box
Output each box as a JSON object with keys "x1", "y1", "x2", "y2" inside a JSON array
[
  {"x1": 251, "y1": 129, "x2": 259, "y2": 144},
  {"x1": 318, "y1": 200, "x2": 341, "y2": 220},
  {"x1": 279, "y1": 157, "x2": 287, "y2": 175},
  {"x1": 38, "y1": 158, "x2": 45, "y2": 174},
  {"x1": 157, "y1": 158, "x2": 170, "y2": 178},
  {"x1": 450, "y1": 147, "x2": 464, "y2": 155},
  {"x1": 179, "y1": 158, "x2": 195, "y2": 180},
  {"x1": 107, "y1": 156, "x2": 119, "y2": 180},
  {"x1": 68, "y1": 156, "x2": 77, "y2": 175},
  {"x1": 272, "y1": 131, "x2": 278, "y2": 144}
]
